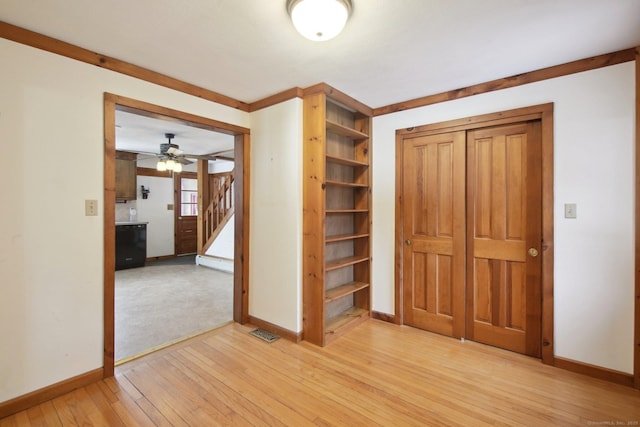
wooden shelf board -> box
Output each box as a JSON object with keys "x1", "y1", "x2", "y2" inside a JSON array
[
  {"x1": 325, "y1": 282, "x2": 369, "y2": 303},
  {"x1": 325, "y1": 307, "x2": 369, "y2": 335},
  {"x1": 326, "y1": 255, "x2": 369, "y2": 271},
  {"x1": 325, "y1": 180, "x2": 368, "y2": 188},
  {"x1": 326, "y1": 119, "x2": 369, "y2": 140},
  {"x1": 326, "y1": 155, "x2": 368, "y2": 167},
  {"x1": 326, "y1": 209, "x2": 368, "y2": 214},
  {"x1": 325, "y1": 233, "x2": 369, "y2": 243}
]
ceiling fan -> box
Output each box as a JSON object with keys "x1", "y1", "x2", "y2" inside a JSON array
[{"x1": 133, "y1": 133, "x2": 219, "y2": 172}]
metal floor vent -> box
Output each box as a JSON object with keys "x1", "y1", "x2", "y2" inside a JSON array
[{"x1": 249, "y1": 328, "x2": 280, "y2": 343}]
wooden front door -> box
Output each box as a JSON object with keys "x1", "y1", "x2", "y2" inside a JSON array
[
  {"x1": 402, "y1": 131, "x2": 466, "y2": 338},
  {"x1": 466, "y1": 122, "x2": 542, "y2": 357},
  {"x1": 401, "y1": 120, "x2": 542, "y2": 357},
  {"x1": 175, "y1": 175, "x2": 198, "y2": 255}
]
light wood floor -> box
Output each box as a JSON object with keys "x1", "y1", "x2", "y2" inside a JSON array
[{"x1": 2, "y1": 320, "x2": 639, "y2": 426}]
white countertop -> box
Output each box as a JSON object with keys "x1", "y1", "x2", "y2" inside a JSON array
[{"x1": 115, "y1": 221, "x2": 149, "y2": 226}]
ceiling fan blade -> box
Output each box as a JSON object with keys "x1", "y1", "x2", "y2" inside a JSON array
[
  {"x1": 116, "y1": 150, "x2": 159, "y2": 161},
  {"x1": 182, "y1": 153, "x2": 218, "y2": 161},
  {"x1": 177, "y1": 157, "x2": 193, "y2": 165},
  {"x1": 135, "y1": 154, "x2": 158, "y2": 162}
]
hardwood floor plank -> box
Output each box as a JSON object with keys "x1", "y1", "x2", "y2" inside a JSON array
[
  {"x1": 242, "y1": 332, "x2": 508, "y2": 426},
  {"x1": 340, "y1": 323, "x2": 627, "y2": 423},
  {"x1": 27, "y1": 401, "x2": 62, "y2": 427},
  {"x1": 146, "y1": 356, "x2": 251, "y2": 426},
  {"x1": 165, "y1": 351, "x2": 288, "y2": 427},
  {"x1": 214, "y1": 330, "x2": 475, "y2": 426},
  {"x1": 84, "y1": 383, "x2": 128, "y2": 427},
  {"x1": 192, "y1": 340, "x2": 365, "y2": 426},
  {"x1": 97, "y1": 376, "x2": 167, "y2": 426},
  {"x1": 367, "y1": 322, "x2": 639, "y2": 419},
  {"x1": 329, "y1": 327, "x2": 573, "y2": 425},
  {"x1": 178, "y1": 344, "x2": 317, "y2": 426},
  {"x1": 0, "y1": 410, "x2": 29, "y2": 427},
  {"x1": 2, "y1": 321, "x2": 639, "y2": 426},
  {"x1": 121, "y1": 364, "x2": 194, "y2": 427}
]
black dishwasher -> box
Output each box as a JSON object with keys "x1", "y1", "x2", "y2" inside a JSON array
[{"x1": 115, "y1": 223, "x2": 147, "y2": 270}]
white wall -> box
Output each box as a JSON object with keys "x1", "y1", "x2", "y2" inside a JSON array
[
  {"x1": 248, "y1": 99, "x2": 303, "y2": 333},
  {"x1": 372, "y1": 62, "x2": 635, "y2": 374},
  {"x1": 206, "y1": 216, "x2": 234, "y2": 260},
  {"x1": 0, "y1": 38, "x2": 249, "y2": 402},
  {"x1": 136, "y1": 175, "x2": 175, "y2": 258}
]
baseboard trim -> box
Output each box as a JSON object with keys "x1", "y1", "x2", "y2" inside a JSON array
[
  {"x1": 196, "y1": 254, "x2": 233, "y2": 273},
  {"x1": 145, "y1": 255, "x2": 175, "y2": 263},
  {"x1": 247, "y1": 316, "x2": 302, "y2": 343},
  {"x1": 372, "y1": 311, "x2": 398, "y2": 324},
  {"x1": 0, "y1": 368, "x2": 104, "y2": 419},
  {"x1": 553, "y1": 356, "x2": 634, "y2": 388}
]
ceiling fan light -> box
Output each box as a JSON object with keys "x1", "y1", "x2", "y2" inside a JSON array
[
  {"x1": 173, "y1": 162, "x2": 183, "y2": 173},
  {"x1": 156, "y1": 160, "x2": 167, "y2": 172},
  {"x1": 166, "y1": 159, "x2": 176, "y2": 170},
  {"x1": 287, "y1": 0, "x2": 352, "y2": 42}
]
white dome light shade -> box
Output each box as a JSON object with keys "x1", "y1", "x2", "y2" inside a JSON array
[{"x1": 287, "y1": 0, "x2": 352, "y2": 41}]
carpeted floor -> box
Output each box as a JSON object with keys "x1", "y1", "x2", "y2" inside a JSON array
[{"x1": 115, "y1": 257, "x2": 233, "y2": 361}]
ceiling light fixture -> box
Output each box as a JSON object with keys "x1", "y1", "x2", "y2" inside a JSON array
[
  {"x1": 156, "y1": 133, "x2": 185, "y2": 173},
  {"x1": 156, "y1": 157, "x2": 183, "y2": 173},
  {"x1": 287, "y1": 0, "x2": 352, "y2": 42}
]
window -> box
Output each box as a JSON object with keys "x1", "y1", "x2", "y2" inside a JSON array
[{"x1": 180, "y1": 178, "x2": 198, "y2": 216}]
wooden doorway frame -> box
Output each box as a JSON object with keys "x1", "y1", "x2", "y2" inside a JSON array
[
  {"x1": 103, "y1": 93, "x2": 251, "y2": 377},
  {"x1": 395, "y1": 103, "x2": 554, "y2": 365}
]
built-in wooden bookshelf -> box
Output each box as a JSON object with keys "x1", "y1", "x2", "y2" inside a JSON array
[{"x1": 302, "y1": 90, "x2": 372, "y2": 346}]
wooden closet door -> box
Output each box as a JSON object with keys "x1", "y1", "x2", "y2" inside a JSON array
[
  {"x1": 402, "y1": 131, "x2": 466, "y2": 338},
  {"x1": 466, "y1": 121, "x2": 542, "y2": 357}
]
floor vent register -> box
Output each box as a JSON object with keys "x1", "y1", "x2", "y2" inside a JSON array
[{"x1": 249, "y1": 328, "x2": 280, "y2": 343}]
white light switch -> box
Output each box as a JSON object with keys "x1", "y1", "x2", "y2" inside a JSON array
[
  {"x1": 564, "y1": 203, "x2": 577, "y2": 219},
  {"x1": 85, "y1": 199, "x2": 98, "y2": 216}
]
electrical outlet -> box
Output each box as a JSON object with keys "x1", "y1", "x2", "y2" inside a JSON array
[
  {"x1": 564, "y1": 203, "x2": 577, "y2": 219},
  {"x1": 85, "y1": 199, "x2": 98, "y2": 216}
]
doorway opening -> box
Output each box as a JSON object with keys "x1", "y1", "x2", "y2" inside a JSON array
[{"x1": 104, "y1": 93, "x2": 250, "y2": 377}]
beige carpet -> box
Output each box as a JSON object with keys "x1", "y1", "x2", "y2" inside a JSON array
[{"x1": 115, "y1": 260, "x2": 233, "y2": 361}]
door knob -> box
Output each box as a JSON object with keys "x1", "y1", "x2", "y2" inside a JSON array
[
  {"x1": 405, "y1": 239, "x2": 411, "y2": 246},
  {"x1": 528, "y1": 247, "x2": 539, "y2": 257}
]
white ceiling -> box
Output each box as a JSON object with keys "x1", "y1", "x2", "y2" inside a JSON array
[
  {"x1": 115, "y1": 110, "x2": 235, "y2": 159},
  {"x1": 1, "y1": 0, "x2": 639, "y2": 108}
]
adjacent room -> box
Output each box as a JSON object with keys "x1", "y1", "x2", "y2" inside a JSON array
[
  {"x1": 113, "y1": 110, "x2": 236, "y2": 362},
  {"x1": 1, "y1": 0, "x2": 639, "y2": 424}
]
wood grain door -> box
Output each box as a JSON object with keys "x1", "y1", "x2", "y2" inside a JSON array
[
  {"x1": 402, "y1": 131, "x2": 466, "y2": 338},
  {"x1": 175, "y1": 175, "x2": 198, "y2": 255},
  {"x1": 466, "y1": 121, "x2": 542, "y2": 357}
]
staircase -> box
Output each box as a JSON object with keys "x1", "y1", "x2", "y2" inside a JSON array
[{"x1": 202, "y1": 171, "x2": 234, "y2": 253}]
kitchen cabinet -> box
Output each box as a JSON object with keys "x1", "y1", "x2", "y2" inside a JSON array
[
  {"x1": 115, "y1": 150, "x2": 137, "y2": 201},
  {"x1": 115, "y1": 223, "x2": 147, "y2": 270}
]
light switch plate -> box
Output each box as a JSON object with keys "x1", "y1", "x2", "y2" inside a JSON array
[
  {"x1": 85, "y1": 199, "x2": 98, "y2": 216},
  {"x1": 564, "y1": 203, "x2": 577, "y2": 219}
]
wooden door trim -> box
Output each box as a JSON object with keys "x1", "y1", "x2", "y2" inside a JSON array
[
  {"x1": 395, "y1": 103, "x2": 554, "y2": 365},
  {"x1": 634, "y1": 46, "x2": 640, "y2": 389},
  {"x1": 103, "y1": 93, "x2": 250, "y2": 377}
]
